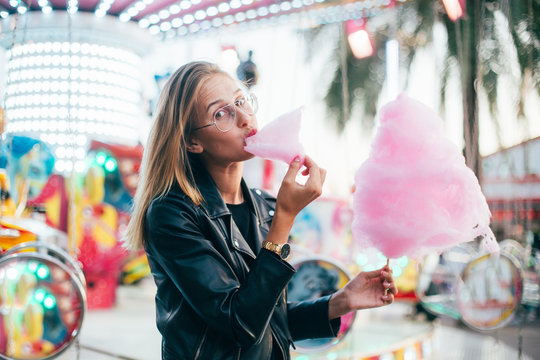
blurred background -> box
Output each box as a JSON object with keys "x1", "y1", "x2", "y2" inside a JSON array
[{"x1": 0, "y1": 0, "x2": 538, "y2": 359}]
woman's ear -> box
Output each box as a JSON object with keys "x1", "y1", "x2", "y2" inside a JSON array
[{"x1": 186, "y1": 136, "x2": 203, "y2": 154}]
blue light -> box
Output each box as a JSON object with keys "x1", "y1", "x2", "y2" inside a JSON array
[
  {"x1": 95, "y1": 152, "x2": 107, "y2": 165},
  {"x1": 104, "y1": 159, "x2": 117, "y2": 172},
  {"x1": 398, "y1": 256, "x2": 409, "y2": 267},
  {"x1": 355, "y1": 253, "x2": 368, "y2": 266},
  {"x1": 36, "y1": 265, "x2": 49, "y2": 279},
  {"x1": 34, "y1": 289, "x2": 46, "y2": 302},
  {"x1": 43, "y1": 295, "x2": 56, "y2": 309}
]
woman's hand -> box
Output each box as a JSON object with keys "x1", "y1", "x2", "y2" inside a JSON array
[
  {"x1": 265, "y1": 156, "x2": 326, "y2": 246},
  {"x1": 275, "y1": 156, "x2": 326, "y2": 220},
  {"x1": 328, "y1": 265, "x2": 398, "y2": 319}
]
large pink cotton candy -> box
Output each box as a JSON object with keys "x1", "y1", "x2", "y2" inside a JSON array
[
  {"x1": 351, "y1": 94, "x2": 499, "y2": 259},
  {"x1": 244, "y1": 107, "x2": 306, "y2": 164}
]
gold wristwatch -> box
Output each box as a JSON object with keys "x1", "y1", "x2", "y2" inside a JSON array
[{"x1": 262, "y1": 241, "x2": 291, "y2": 261}]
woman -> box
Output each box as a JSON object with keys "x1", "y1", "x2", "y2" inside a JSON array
[{"x1": 125, "y1": 61, "x2": 397, "y2": 359}]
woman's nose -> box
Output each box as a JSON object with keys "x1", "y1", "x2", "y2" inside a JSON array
[{"x1": 236, "y1": 108, "x2": 253, "y2": 128}]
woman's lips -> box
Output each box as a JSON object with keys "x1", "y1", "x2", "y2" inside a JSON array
[{"x1": 247, "y1": 129, "x2": 258, "y2": 138}]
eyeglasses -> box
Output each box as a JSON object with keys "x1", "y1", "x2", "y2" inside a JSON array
[{"x1": 192, "y1": 93, "x2": 258, "y2": 133}]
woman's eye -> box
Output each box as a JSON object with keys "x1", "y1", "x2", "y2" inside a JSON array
[
  {"x1": 235, "y1": 97, "x2": 246, "y2": 107},
  {"x1": 215, "y1": 109, "x2": 228, "y2": 120}
]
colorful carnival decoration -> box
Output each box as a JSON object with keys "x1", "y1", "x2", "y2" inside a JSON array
[
  {"x1": 0, "y1": 171, "x2": 16, "y2": 218},
  {"x1": 75, "y1": 146, "x2": 127, "y2": 308},
  {"x1": 1, "y1": 135, "x2": 55, "y2": 214},
  {"x1": 352, "y1": 94, "x2": 499, "y2": 260},
  {"x1": 20, "y1": 139, "x2": 147, "y2": 308},
  {"x1": 26, "y1": 175, "x2": 69, "y2": 234},
  {"x1": 290, "y1": 198, "x2": 353, "y2": 262},
  {"x1": 86, "y1": 141, "x2": 149, "y2": 287},
  {"x1": 0, "y1": 220, "x2": 37, "y2": 252},
  {"x1": 288, "y1": 257, "x2": 355, "y2": 353},
  {"x1": 88, "y1": 140, "x2": 143, "y2": 205},
  {"x1": 0, "y1": 136, "x2": 64, "y2": 252},
  {"x1": 0, "y1": 243, "x2": 86, "y2": 360},
  {"x1": 415, "y1": 244, "x2": 477, "y2": 321},
  {"x1": 457, "y1": 251, "x2": 522, "y2": 330},
  {"x1": 416, "y1": 239, "x2": 538, "y2": 331},
  {"x1": 120, "y1": 253, "x2": 151, "y2": 286}
]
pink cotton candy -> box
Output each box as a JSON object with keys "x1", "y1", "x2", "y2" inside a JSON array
[
  {"x1": 351, "y1": 94, "x2": 499, "y2": 259},
  {"x1": 244, "y1": 107, "x2": 306, "y2": 164}
]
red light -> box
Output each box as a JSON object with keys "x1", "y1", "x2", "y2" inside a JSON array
[
  {"x1": 442, "y1": 0, "x2": 466, "y2": 21},
  {"x1": 345, "y1": 20, "x2": 374, "y2": 59}
]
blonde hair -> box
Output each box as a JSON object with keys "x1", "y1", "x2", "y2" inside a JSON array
[{"x1": 125, "y1": 61, "x2": 225, "y2": 250}]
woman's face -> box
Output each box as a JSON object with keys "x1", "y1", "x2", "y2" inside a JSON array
[{"x1": 190, "y1": 73, "x2": 258, "y2": 165}]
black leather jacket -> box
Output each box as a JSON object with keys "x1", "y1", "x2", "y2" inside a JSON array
[{"x1": 144, "y1": 162, "x2": 340, "y2": 359}]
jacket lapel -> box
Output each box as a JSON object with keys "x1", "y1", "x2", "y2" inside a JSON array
[
  {"x1": 243, "y1": 183, "x2": 276, "y2": 254},
  {"x1": 191, "y1": 161, "x2": 257, "y2": 259},
  {"x1": 229, "y1": 216, "x2": 256, "y2": 259}
]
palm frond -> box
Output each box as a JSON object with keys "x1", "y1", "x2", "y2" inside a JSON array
[
  {"x1": 508, "y1": 0, "x2": 540, "y2": 96},
  {"x1": 313, "y1": 0, "x2": 539, "y2": 139}
]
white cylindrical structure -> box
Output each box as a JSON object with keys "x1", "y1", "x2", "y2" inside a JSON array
[
  {"x1": 0, "y1": 11, "x2": 153, "y2": 174},
  {"x1": 385, "y1": 39, "x2": 399, "y2": 100}
]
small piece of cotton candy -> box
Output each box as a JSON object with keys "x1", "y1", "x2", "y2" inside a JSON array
[
  {"x1": 351, "y1": 94, "x2": 499, "y2": 259},
  {"x1": 244, "y1": 107, "x2": 306, "y2": 164}
]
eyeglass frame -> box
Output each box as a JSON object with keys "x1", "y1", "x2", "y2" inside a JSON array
[{"x1": 191, "y1": 93, "x2": 258, "y2": 133}]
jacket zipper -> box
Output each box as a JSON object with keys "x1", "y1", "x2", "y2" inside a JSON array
[{"x1": 193, "y1": 326, "x2": 208, "y2": 360}]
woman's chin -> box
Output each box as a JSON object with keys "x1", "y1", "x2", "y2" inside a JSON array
[{"x1": 242, "y1": 151, "x2": 256, "y2": 161}]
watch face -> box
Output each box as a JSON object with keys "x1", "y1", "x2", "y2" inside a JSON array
[{"x1": 280, "y1": 243, "x2": 291, "y2": 259}]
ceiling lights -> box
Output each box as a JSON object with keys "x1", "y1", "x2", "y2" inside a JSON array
[
  {"x1": 4, "y1": 41, "x2": 142, "y2": 174},
  {"x1": 0, "y1": 0, "x2": 405, "y2": 39},
  {"x1": 95, "y1": 0, "x2": 116, "y2": 17},
  {"x1": 67, "y1": 0, "x2": 79, "y2": 14},
  {"x1": 143, "y1": 0, "x2": 395, "y2": 37},
  {"x1": 37, "y1": 0, "x2": 53, "y2": 14},
  {"x1": 119, "y1": 0, "x2": 155, "y2": 22}
]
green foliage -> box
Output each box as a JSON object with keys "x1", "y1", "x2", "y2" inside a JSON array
[
  {"x1": 311, "y1": 0, "x2": 539, "y2": 134},
  {"x1": 324, "y1": 29, "x2": 386, "y2": 132}
]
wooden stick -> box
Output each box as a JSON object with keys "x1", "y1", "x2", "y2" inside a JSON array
[{"x1": 384, "y1": 258, "x2": 390, "y2": 296}]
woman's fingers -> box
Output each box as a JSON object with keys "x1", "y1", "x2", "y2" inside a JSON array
[
  {"x1": 283, "y1": 156, "x2": 303, "y2": 183},
  {"x1": 286, "y1": 155, "x2": 326, "y2": 189},
  {"x1": 320, "y1": 168, "x2": 327, "y2": 186},
  {"x1": 382, "y1": 292, "x2": 394, "y2": 304},
  {"x1": 382, "y1": 270, "x2": 398, "y2": 295},
  {"x1": 303, "y1": 156, "x2": 325, "y2": 192},
  {"x1": 276, "y1": 155, "x2": 325, "y2": 218},
  {"x1": 363, "y1": 269, "x2": 384, "y2": 279},
  {"x1": 301, "y1": 163, "x2": 326, "y2": 187}
]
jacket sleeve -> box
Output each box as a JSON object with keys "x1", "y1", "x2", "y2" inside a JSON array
[
  {"x1": 287, "y1": 295, "x2": 341, "y2": 341},
  {"x1": 145, "y1": 197, "x2": 296, "y2": 347}
]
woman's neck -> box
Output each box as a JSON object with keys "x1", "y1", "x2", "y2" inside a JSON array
[{"x1": 205, "y1": 162, "x2": 244, "y2": 204}]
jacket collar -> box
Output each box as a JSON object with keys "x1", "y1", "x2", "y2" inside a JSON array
[
  {"x1": 191, "y1": 159, "x2": 230, "y2": 219},
  {"x1": 190, "y1": 157, "x2": 271, "y2": 225}
]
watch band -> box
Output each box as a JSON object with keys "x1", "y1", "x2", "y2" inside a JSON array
[{"x1": 262, "y1": 241, "x2": 291, "y2": 260}]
